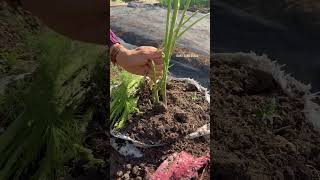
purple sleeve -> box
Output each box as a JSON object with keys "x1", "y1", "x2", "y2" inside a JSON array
[{"x1": 109, "y1": 30, "x2": 120, "y2": 47}]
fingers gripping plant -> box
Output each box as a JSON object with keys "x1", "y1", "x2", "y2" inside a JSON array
[{"x1": 151, "y1": 0, "x2": 209, "y2": 105}]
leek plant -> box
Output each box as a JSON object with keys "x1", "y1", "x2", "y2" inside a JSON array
[
  {"x1": 151, "y1": 60, "x2": 160, "y2": 103},
  {"x1": 152, "y1": 0, "x2": 209, "y2": 105}
]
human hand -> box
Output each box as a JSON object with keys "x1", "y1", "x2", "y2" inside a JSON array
[{"x1": 111, "y1": 44, "x2": 163, "y2": 79}]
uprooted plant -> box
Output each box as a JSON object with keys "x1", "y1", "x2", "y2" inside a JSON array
[{"x1": 151, "y1": 0, "x2": 209, "y2": 105}]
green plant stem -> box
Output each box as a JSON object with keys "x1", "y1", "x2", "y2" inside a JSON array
[
  {"x1": 161, "y1": 0, "x2": 180, "y2": 105},
  {"x1": 151, "y1": 60, "x2": 159, "y2": 103},
  {"x1": 164, "y1": 0, "x2": 172, "y2": 49},
  {"x1": 170, "y1": 0, "x2": 192, "y2": 56},
  {"x1": 181, "y1": 10, "x2": 199, "y2": 26}
]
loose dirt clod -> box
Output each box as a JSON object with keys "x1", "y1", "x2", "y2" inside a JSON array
[
  {"x1": 174, "y1": 110, "x2": 189, "y2": 123},
  {"x1": 186, "y1": 82, "x2": 198, "y2": 91},
  {"x1": 153, "y1": 102, "x2": 167, "y2": 114}
]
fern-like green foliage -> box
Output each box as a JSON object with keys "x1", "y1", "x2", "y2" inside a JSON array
[
  {"x1": 110, "y1": 71, "x2": 143, "y2": 130},
  {"x1": 0, "y1": 29, "x2": 104, "y2": 180}
]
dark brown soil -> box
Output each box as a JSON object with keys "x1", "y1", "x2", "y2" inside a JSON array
[
  {"x1": 121, "y1": 80, "x2": 209, "y2": 145},
  {"x1": 111, "y1": 80, "x2": 210, "y2": 179},
  {"x1": 211, "y1": 60, "x2": 320, "y2": 179}
]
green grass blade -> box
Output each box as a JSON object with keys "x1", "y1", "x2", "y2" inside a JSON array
[
  {"x1": 167, "y1": 0, "x2": 180, "y2": 57},
  {"x1": 169, "y1": 0, "x2": 192, "y2": 55},
  {"x1": 164, "y1": 0, "x2": 172, "y2": 51},
  {"x1": 178, "y1": 13, "x2": 210, "y2": 39},
  {"x1": 182, "y1": 10, "x2": 199, "y2": 27},
  {"x1": 177, "y1": 0, "x2": 192, "y2": 29},
  {"x1": 151, "y1": 60, "x2": 159, "y2": 103}
]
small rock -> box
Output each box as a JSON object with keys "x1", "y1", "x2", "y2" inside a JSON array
[
  {"x1": 159, "y1": 117, "x2": 165, "y2": 121},
  {"x1": 153, "y1": 102, "x2": 167, "y2": 114},
  {"x1": 168, "y1": 92, "x2": 178, "y2": 103},
  {"x1": 174, "y1": 110, "x2": 188, "y2": 123},
  {"x1": 135, "y1": 177, "x2": 142, "y2": 180},
  {"x1": 169, "y1": 133, "x2": 178, "y2": 139},
  {"x1": 186, "y1": 82, "x2": 198, "y2": 91},
  {"x1": 127, "y1": 2, "x2": 138, "y2": 8},
  {"x1": 132, "y1": 166, "x2": 140, "y2": 175},
  {"x1": 116, "y1": 171, "x2": 124, "y2": 177},
  {"x1": 126, "y1": 164, "x2": 132, "y2": 170},
  {"x1": 123, "y1": 173, "x2": 130, "y2": 180}
]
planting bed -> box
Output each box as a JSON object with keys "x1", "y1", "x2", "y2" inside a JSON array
[
  {"x1": 121, "y1": 80, "x2": 209, "y2": 144},
  {"x1": 111, "y1": 79, "x2": 210, "y2": 179},
  {"x1": 211, "y1": 58, "x2": 320, "y2": 179}
]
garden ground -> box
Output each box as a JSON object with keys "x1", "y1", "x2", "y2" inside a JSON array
[{"x1": 211, "y1": 54, "x2": 320, "y2": 179}]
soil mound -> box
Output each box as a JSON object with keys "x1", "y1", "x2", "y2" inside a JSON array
[
  {"x1": 121, "y1": 80, "x2": 209, "y2": 145},
  {"x1": 211, "y1": 60, "x2": 320, "y2": 179}
]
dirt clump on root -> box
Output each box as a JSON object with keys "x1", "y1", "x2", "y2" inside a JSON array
[
  {"x1": 111, "y1": 80, "x2": 210, "y2": 179},
  {"x1": 121, "y1": 80, "x2": 209, "y2": 145},
  {"x1": 211, "y1": 60, "x2": 320, "y2": 179}
]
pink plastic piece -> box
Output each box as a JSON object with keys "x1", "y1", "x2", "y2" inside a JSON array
[{"x1": 149, "y1": 151, "x2": 210, "y2": 180}]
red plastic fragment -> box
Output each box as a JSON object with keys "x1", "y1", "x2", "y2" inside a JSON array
[{"x1": 149, "y1": 151, "x2": 210, "y2": 180}]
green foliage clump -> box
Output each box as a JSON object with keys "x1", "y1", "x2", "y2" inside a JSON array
[
  {"x1": 0, "y1": 29, "x2": 104, "y2": 180},
  {"x1": 110, "y1": 71, "x2": 143, "y2": 130}
]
